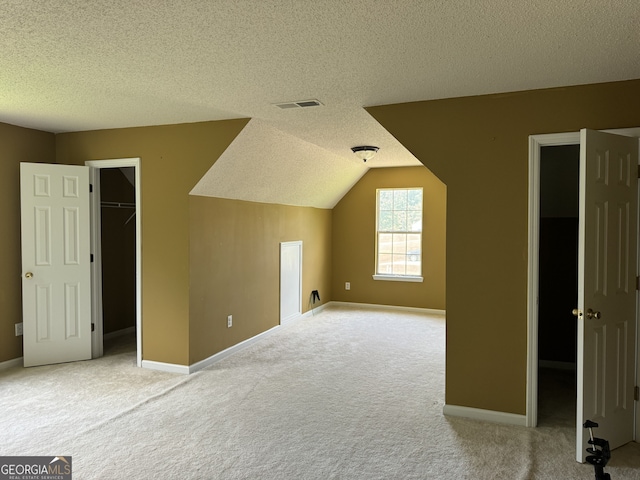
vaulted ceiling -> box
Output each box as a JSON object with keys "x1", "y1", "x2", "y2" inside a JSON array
[{"x1": 2, "y1": 1, "x2": 639, "y2": 207}]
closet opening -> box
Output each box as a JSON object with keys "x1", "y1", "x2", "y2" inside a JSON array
[{"x1": 87, "y1": 158, "x2": 142, "y2": 366}]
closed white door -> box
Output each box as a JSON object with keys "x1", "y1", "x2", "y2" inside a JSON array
[
  {"x1": 20, "y1": 163, "x2": 92, "y2": 367},
  {"x1": 280, "y1": 241, "x2": 302, "y2": 324},
  {"x1": 576, "y1": 130, "x2": 638, "y2": 461}
]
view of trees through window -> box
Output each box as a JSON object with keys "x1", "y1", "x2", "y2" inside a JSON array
[{"x1": 376, "y1": 188, "x2": 422, "y2": 276}]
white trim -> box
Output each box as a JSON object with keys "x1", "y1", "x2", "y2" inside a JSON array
[
  {"x1": 443, "y1": 404, "x2": 527, "y2": 427},
  {"x1": 0, "y1": 357, "x2": 23, "y2": 370},
  {"x1": 527, "y1": 129, "x2": 640, "y2": 439},
  {"x1": 329, "y1": 301, "x2": 445, "y2": 316},
  {"x1": 302, "y1": 302, "x2": 331, "y2": 318},
  {"x1": 141, "y1": 327, "x2": 280, "y2": 375},
  {"x1": 188, "y1": 326, "x2": 280, "y2": 374},
  {"x1": 279, "y1": 313, "x2": 303, "y2": 326},
  {"x1": 141, "y1": 360, "x2": 189, "y2": 375},
  {"x1": 527, "y1": 132, "x2": 580, "y2": 428},
  {"x1": 141, "y1": 300, "x2": 431, "y2": 375},
  {"x1": 86, "y1": 158, "x2": 142, "y2": 367},
  {"x1": 88, "y1": 167, "x2": 103, "y2": 359},
  {"x1": 372, "y1": 275, "x2": 423, "y2": 283},
  {"x1": 141, "y1": 304, "x2": 329, "y2": 375},
  {"x1": 103, "y1": 326, "x2": 136, "y2": 342}
]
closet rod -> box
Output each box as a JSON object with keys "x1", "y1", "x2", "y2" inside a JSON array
[{"x1": 101, "y1": 201, "x2": 136, "y2": 209}]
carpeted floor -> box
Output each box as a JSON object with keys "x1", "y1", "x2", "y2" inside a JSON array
[{"x1": 1, "y1": 305, "x2": 638, "y2": 479}]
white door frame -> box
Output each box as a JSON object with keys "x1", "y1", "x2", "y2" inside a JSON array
[
  {"x1": 527, "y1": 132, "x2": 579, "y2": 427},
  {"x1": 86, "y1": 158, "x2": 142, "y2": 367},
  {"x1": 527, "y1": 129, "x2": 640, "y2": 437}
]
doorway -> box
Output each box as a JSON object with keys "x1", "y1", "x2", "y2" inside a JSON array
[
  {"x1": 280, "y1": 241, "x2": 302, "y2": 325},
  {"x1": 537, "y1": 144, "x2": 579, "y2": 426},
  {"x1": 527, "y1": 129, "x2": 640, "y2": 448},
  {"x1": 86, "y1": 158, "x2": 142, "y2": 366}
]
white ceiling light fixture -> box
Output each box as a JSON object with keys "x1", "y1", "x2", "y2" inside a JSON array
[{"x1": 351, "y1": 145, "x2": 379, "y2": 162}]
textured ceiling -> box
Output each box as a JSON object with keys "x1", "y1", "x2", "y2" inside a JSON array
[
  {"x1": 191, "y1": 119, "x2": 367, "y2": 208},
  {"x1": 2, "y1": 1, "x2": 639, "y2": 206}
]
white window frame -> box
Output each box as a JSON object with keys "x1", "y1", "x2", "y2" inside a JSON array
[{"x1": 373, "y1": 187, "x2": 424, "y2": 283}]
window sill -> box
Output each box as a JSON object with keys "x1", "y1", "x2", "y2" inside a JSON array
[{"x1": 372, "y1": 275, "x2": 423, "y2": 283}]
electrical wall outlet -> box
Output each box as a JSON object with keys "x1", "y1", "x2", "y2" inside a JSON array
[
  {"x1": 15, "y1": 322, "x2": 23, "y2": 336},
  {"x1": 227, "y1": 315, "x2": 232, "y2": 328},
  {"x1": 345, "y1": 282, "x2": 351, "y2": 290}
]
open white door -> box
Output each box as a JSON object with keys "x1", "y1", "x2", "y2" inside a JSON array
[
  {"x1": 20, "y1": 163, "x2": 92, "y2": 367},
  {"x1": 280, "y1": 241, "x2": 302, "y2": 325},
  {"x1": 576, "y1": 129, "x2": 638, "y2": 461}
]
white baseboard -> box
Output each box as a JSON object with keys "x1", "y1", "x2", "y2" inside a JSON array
[
  {"x1": 443, "y1": 404, "x2": 527, "y2": 427},
  {"x1": 141, "y1": 301, "x2": 421, "y2": 375},
  {"x1": 189, "y1": 303, "x2": 331, "y2": 373},
  {"x1": 141, "y1": 360, "x2": 190, "y2": 375},
  {"x1": 188, "y1": 325, "x2": 281, "y2": 374},
  {"x1": 140, "y1": 303, "x2": 332, "y2": 375},
  {"x1": 104, "y1": 326, "x2": 136, "y2": 341},
  {"x1": 302, "y1": 302, "x2": 330, "y2": 318},
  {"x1": 280, "y1": 313, "x2": 302, "y2": 326},
  {"x1": 329, "y1": 301, "x2": 446, "y2": 316},
  {"x1": 0, "y1": 357, "x2": 23, "y2": 370}
]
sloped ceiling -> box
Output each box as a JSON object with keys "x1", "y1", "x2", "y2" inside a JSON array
[
  {"x1": 191, "y1": 119, "x2": 367, "y2": 209},
  {"x1": 1, "y1": 1, "x2": 639, "y2": 206}
]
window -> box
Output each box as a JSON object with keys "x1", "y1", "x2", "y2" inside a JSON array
[{"x1": 374, "y1": 188, "x2": 423, "y2": 282}]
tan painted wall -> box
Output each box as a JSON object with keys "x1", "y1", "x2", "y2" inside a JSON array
[
  {"x1": 332, "y1": 166, "x2": 446, "y2": 310},
  {"x1": 368, "y1": 79, "x2": 640, "y2": 415},
  {"x1": 189, "y1": 196, "x2": 332, "y2": 364},
  {"x1": 56, "y1": 119, "x2": 249, "y2": 365},
  {"x1": 0, "y1": 123, "x2": 56, "y2": 363}
]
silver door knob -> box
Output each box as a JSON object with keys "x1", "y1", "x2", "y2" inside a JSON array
[
  {"x1": 25, "y1": 272, "x2": 33, "y2": 279},
  {"x1": 586, "y1": 308, "x2": 601, "y2": 320},
  {"x1": 572, "y1": 309, "x2": 582, "y2": 317}
]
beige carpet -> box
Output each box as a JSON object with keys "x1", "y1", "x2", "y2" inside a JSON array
[{"x1": 1, "y1": 305, "x2": 638, "y2": 479}]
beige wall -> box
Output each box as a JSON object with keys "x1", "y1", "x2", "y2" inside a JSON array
[
  {"x1": 189, "y1": 196, "x2": 332, "y2": 364},
  {"x1": 332, "y1": 166, "x2": 446, "y2": 310},
  {"x1": 6, "y1": 78, "x2": 640, "y2": 420},
  {"x1": 368, "y1": 79, "x2": 640, "y2": 415},
  {"x1": 0, "y1": 123, "x2": 56, "y2": 363},
  {"x1": 56, "y1": 119, "x2": 249, "y2": 365}
]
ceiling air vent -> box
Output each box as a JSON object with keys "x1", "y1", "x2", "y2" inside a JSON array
[{"x1": 274, "y1": 99, "x2": 324, "y2": 109}]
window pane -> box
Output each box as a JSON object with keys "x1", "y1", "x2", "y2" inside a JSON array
[
  {"x1": 378, "y1": 211, "x2": 393, "y2": 231},
  {"x1": 407, "y1": 211, "x2": 422, "y2": 232},
  {"x1": 407, "y1": 189, "x2": 422, "y2": 210},
  {"x1": 379, "y1": 190, "x2": 393, "y2": 211},
  {"x1": 406, "y1": 260, "x2": 421, "y2": 276},
  {"x1": 376, "y1": 188, "x2": 423, "y2": 277},
  {"x1": 407, "y1": 233, "x2": 421, "y2": 275},
  {"x1": 378, "y1": 233, "x2": 393, "y2": 253},
  {"x1": 393, "y1": 211, "x2": 407, "y2": 231},
  {"x1": 393, "y1": 189, "x2": 408, "y2": 210},
  {"x1": 407, "y1": 234, "x2": 421, "y2": 252},
  {"x1": 392, "y1": 255, "x2": 406, "y2": 275},
  {"x1": 392, "y1": 233, "x2": 407, "y2": 254},
  {"x1": 377, "y1": 253, "x2": 392, "y2": 274}
]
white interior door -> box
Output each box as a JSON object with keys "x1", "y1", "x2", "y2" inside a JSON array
[
  {"x1": 20, "y1": 163, "x2": 92, "y2": 367},
  {"x1": 280, "y1": 241, "x2": 302, "y2": 325},
  {"x1": 576, "y1": 129, "x2": 638, "y2": 461}
]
